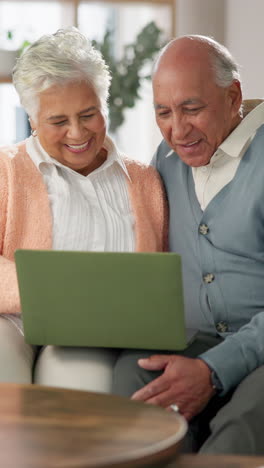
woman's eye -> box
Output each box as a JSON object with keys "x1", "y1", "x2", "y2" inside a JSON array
[
  {"x1": 53, "y1": 120, "x2": 67, "y2": 126},
  {"x1": 81, "y1": 114, "x2": 95, "y2": 119}
]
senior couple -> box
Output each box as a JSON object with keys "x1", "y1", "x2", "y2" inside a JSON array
[{"x1": 1, "y1": 28, "x2": 264, "y2": 455}]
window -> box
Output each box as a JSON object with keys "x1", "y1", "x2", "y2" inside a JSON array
[
  {"x1": 0, "y1": 1, "x2": 63, "y2": 145},
  {"x1": 0, "y1": 0, "x2": 175, "y2": 162}
]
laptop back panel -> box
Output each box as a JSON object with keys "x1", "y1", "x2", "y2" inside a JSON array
[{"x1": 15, "y1": 250, "x2": 187, "y2": 350}]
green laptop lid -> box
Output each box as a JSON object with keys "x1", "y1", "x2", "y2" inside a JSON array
[{"x1": 15, "y1": 250, "x2": 187, "y2": 350}]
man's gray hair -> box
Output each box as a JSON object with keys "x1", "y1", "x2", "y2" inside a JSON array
[
  {"x1": 153, "y1": 34, "x2": 241, "y2": 89},
  {"x1": 13, "y1": 27, "x2": 111, "y2": 120},
  {"x1": 187, "y1": 35, "x2": 241, "y2": 87}
]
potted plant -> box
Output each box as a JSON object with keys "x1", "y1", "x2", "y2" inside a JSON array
[
  {"x1": 92, "y1": 21, "x2": 164, "y2": 133},
  {"x1": 0, "y1": 30, "x2": 31, "y2": 77},
  {"x1": 0, "y1": 30, "x2": 18, "y2": 76}
]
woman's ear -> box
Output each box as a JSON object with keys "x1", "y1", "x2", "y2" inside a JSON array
[
  {"x1": 29, "y1": 117, "x2": 37, "y2": 136},
  {"x1": 29, "y1": 117, "x2": 35, "y2": 131}
]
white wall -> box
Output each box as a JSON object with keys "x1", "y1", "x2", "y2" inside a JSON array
[
  {"x1": 175, "y1": 0, "x2": 264, "y2": 99},
  {"x1": 225, "y1": 0, "x2": 264, "y2": 98},
  {"x1": 176, "y1": 0, "x2": 225, "y2": 43}
]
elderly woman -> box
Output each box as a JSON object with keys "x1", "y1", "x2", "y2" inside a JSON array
[{"x1": 0, "y1": 28, "x2": 167, "y2": 391}]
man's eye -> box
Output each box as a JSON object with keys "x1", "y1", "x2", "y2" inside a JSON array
[
  {"x1": 184, "y1": 107, "x2": 203, "y2": 113},
  {"x1": 157, "y1": 110, "x2": 170, "y2": 117}
]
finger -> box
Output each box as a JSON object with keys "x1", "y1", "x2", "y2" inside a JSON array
[
  {"x1": 167, "y1": 404, "x2": 179, "y2": 413},
  {"x1": 138, "y1": 355, "x2": 170, "y2": 371},
  {"x1": 167, "y1": 404, "x2": 190, "y2": 421},
  {"x1": 131, "y1": 374, "x2": 170, "y2": 401},
  {"x1": 144, "y1": 388, "x2": 181, "y2": 409}
]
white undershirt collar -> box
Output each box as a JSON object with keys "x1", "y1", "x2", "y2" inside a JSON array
[{"x1": 26, "y1": 134, "x2": 131, "y2": 181}]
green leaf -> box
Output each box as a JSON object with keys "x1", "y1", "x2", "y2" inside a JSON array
[{"x1": 93, "y1": 21, "x2": 165, "y2": 132}]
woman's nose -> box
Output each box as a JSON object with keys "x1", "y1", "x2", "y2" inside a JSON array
[{"x1": 67, "y1": 122, "x2": 85, "y2": 139}]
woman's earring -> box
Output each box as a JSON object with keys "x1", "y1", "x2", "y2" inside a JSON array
[{"x1": 31, "y1": 129, "x2": 37, "y2": 137}]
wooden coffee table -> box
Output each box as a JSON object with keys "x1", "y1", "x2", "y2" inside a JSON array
[
  {"x1": 169, "y1": 454, "x2": 264, "y2": 467},
  {"x1": 0, "y1": 383, "x2": 187, "y2": 468}
]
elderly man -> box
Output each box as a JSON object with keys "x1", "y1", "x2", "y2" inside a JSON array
[{"x1": 112, "y1": 35, "x2": 264, "y2": 454}]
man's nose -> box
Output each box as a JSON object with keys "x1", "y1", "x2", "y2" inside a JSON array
[{"x1": 171, "y1": 114, "x2": 192, "y2": 141}]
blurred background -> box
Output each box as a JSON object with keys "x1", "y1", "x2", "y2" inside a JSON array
[{"x1": 0, "y1": 0, "x2": 263, "y2": 163}]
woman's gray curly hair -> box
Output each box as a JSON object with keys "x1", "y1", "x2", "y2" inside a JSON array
[{"x1": 13, "y1": 27, "x2": 112, "y2": 120}]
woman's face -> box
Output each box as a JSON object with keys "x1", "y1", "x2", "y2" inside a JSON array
[{"x1": 31, "y1": 81, "x2": 107, "y2": 176}]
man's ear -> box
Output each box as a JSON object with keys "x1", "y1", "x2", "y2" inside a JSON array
[{"x1": 228, "y1": 80, "x2": 242, "y2": 117}]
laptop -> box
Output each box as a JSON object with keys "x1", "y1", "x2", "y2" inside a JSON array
[{"x1": 15, "y1": 249, "x2": 196, "y2": 350}]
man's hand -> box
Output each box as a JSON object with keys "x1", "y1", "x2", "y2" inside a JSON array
[{"x1": 131, "y1": 355, "x2": 215, "y2": 421}]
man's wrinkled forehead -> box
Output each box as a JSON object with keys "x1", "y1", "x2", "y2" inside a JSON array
[
  {"x1": 153, "y1": 37, "x2": 212, "y2": 82},
  {"x1": 153, "y1": 59, "x2": 215, "y2": 100}
]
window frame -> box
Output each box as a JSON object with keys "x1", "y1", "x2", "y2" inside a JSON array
[{"x1": 0, "y1": 0, "x2": 175, "y2": 83}]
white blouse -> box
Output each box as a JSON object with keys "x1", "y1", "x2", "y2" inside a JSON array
[{"x1": 26, "y1": 135, "x2": 135, "y2": 252}]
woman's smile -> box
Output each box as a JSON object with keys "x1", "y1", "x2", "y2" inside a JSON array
[{"x1": 65, "y1": 138, "x2": 93, "y2": 153}]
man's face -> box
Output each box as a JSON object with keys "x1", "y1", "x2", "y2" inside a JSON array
[{"x1": 153, "y1": 59, "x2": 241, "y2": 167}]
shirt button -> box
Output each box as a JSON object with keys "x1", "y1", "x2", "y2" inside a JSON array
[
  {"x1": 203, "y1": 273, "x2": 215, "y2": 283},
  {"x1": 216, "y1": 321, "x2": 229, "y2": 333},
  {"x1": 201, "y1": 166, "x2": 208, "y2": 172},
  {"x1": 199, "y1": 224, "x2": 209, "y2": 235}
]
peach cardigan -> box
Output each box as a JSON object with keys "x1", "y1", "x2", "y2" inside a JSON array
[{"x1": 0, "y1": 141, "x2": 168, "y2": 314}]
